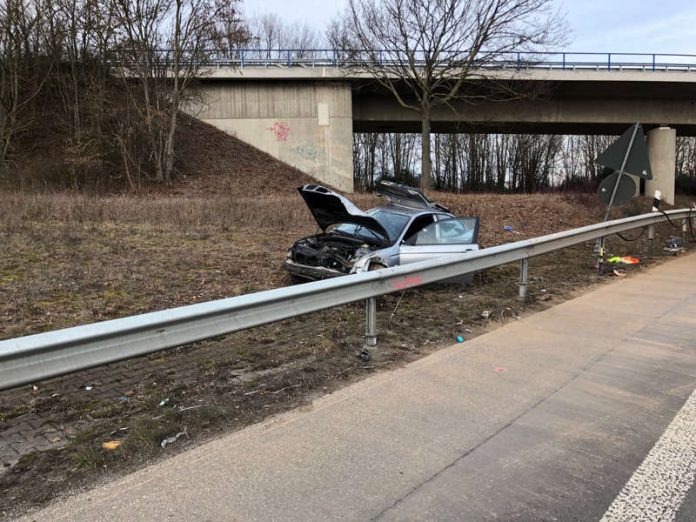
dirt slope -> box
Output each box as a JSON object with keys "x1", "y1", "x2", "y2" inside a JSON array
[{"x1": 167, "y1": 115, "x2": 317, "y2": 196}]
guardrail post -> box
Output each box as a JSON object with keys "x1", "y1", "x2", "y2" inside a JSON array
[
  {"x1": 683, "y1": 219, "x2": 689, "y2": 242},
  {"x1": 240, "y1": 49, "x2": 244, "y2": 68},
  {"x1": 648, "y1": 224, "x2": 655, "y2": 257},
  {"x1": 562, "y1": 53, "x2": 566, "y2": 70},
  {"x1": 365, "y1": 298, "x2": 377, "y2": 346},
  {"x1": 652, "y1": 54, "x2": 656, "y2": 72},
  {"x1": 608, "y1": 53, "x2": 611, "y2": 71},
  {"x1": 518, "y1": 258, "x2": 529, "y2": 299}
]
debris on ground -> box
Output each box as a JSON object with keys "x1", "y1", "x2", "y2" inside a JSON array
[
  {"x1": 179, "y1": 405, "x2": 204, "y2": 412},
  {"x1": 357, "y1": 350, "x2": 371, "y2": 362},
  {"x1": 160, "y1": 431, "x2": 188, "y2": 449},
  {"x1": 481, "y1": 310, "x2": 491, "y2": 320},
  {"x1": 607, "y1": 255, "x2": 640, "y2": 264},
  {"x1": 664, "y1": 237, "x2": 686, "y2": 255},
  {"x1": 101, "y1": 441, "x2": 122, "y2": 451},
  {"x1": 159, "y1": 397, "x2": 178, "y2": 408},
  {"x1": 456, "y1": 336, "x2": 465, "y2": 343}
]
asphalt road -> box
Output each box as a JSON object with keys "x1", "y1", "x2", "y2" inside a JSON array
[{"x1": 19, "y1": 253, "x2": 696, "y2": 522}]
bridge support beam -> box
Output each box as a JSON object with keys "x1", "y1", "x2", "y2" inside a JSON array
[
  {"x1": 646, "y1": 126, "x2": 676, "y2": 205},
  {"x1": 190, "y1": 81, "x2": 354, "y2": 192}
]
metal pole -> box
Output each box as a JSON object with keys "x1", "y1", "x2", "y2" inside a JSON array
[
  {"x1": 518, "y1": 259, "x2": 529, "y2": 299},
  {"x1": 365, "y1": 298, "x2": 377, "y2": 347},
  {"x1": 648, "y1": 224, "x2": 655, "y2": 257},
  {"x1": 603, "y1": 124, "x2": 640, "y2": 222}
]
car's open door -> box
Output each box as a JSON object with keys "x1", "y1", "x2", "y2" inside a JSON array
[{"x1": 399, "y1": 217, "x2": 480, "y2": 266}]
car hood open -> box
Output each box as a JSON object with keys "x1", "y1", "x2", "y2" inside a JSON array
[{"x1": 298, "y1": 185, "x2": 390, "y2": 241}]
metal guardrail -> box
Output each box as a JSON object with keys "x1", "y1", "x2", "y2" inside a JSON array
[
  {"x1": 0, "y1": 209, "x2": 694, "y2": 391},
  {"x1": 191, "y1": 49, "x2": 696, "y2": 72}
]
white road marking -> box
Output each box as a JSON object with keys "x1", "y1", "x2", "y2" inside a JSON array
[{"x1": 601, "y1": 387, "x2": 696, "y2": 522}]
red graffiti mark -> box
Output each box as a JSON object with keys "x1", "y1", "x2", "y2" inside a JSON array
[
  {"x1": 392, "y1": 276, "x2": 423, "y2": 290},
  {"x1": 268, "y1": 121, "x2": 290, "y2": 141},
  {"x1": 494, "y1": 367, "x2": 508, "y2": 373}
]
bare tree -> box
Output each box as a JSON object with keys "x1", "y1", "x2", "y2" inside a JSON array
[
  {"x1": 339, "y1": 0, "x2": 562, "y2": 191},
  {"x1": 677, "y1": 137, "x2": 696, "y2": 177},
  {"x1": 248, "y1": 13, "x2": 322, "y2": 61},
  {"x1": 113, "y1": 0, "x2": 245, "y2": 185},
  {"x1": 353, "y1": 132, "x2": 380, "y2": 190},
  {"x1": 0, "y1": 0, "x2": 49, "y2": 164}
]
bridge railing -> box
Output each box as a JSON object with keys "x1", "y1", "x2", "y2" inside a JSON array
[
  {"x1": 1, "y1": 209, "x2": 694, "y2": 391},
  {"x1": 192, "y1": 49, "x2": 696, "y2": 72}
]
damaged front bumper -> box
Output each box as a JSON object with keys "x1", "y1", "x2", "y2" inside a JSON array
[{"x1": 283, "y1": 259, "x2": 346, "y2": 281}]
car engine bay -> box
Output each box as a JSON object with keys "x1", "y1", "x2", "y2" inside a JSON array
[{"x1": 289, "y1": 234, "x2": 372, "y2": 274}]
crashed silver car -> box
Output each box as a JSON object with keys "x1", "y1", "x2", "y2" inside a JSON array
[{"x1": 284, "y1": 181, "x2": 480, "y2": 282}]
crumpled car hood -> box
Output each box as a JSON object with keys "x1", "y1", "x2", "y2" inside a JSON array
[{"x1": 298, "y1": 184, "x2": 390, "y2": 242}]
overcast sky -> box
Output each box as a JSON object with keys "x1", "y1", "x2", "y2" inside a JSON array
[{"x1": 241, "y1": 0, "x2": 696, "y2": 55}]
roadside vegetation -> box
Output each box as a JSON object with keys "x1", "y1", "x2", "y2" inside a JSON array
[
  {"x1": 1, "y1": 177, "x2": 688, "y2": 518},
  {"x1": 2, "y1": 0, "x2": 696, "y2": 518}
]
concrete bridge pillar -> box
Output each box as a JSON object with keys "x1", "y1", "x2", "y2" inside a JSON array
[
  {"x1": 646, "y1": 126, "x2": 676, "y2": 205},
  {"x1": 190, "y1": 81, "x2": 354, "y2": 192}
]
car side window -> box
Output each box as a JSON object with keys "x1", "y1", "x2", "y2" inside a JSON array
[
  {"x1": 402, "y1": 214, "x2": 435, "y2": 245},
  {"x1": 410, "y1": 218, "x2": 479, "y2": 245}
]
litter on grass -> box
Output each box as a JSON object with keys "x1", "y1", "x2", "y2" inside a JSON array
[
  {"x1": 607, "y1": 256, "x2": 640, "y2": 265},
  {"x1": 357, "y1": 350, "x2": 371, "y2": 362},
  {"x1": 102, "y1": 440, "x2": 122, "y2": 451},
  {"x1": 160, "y1": 431, "x2": 188, "y2": 449}
]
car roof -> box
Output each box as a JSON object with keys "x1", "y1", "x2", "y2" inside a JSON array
[{"x1": 369, "y1": 205, "x2": 452, "y2": 217}]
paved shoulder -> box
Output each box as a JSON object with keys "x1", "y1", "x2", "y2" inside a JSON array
[{"x1": 22, "y1": 254, "x2": 696, "y2": 522}]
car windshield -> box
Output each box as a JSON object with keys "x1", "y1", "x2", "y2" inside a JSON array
[{"x1": 333, "y1": 210, "x2": 410, "y2": 243}]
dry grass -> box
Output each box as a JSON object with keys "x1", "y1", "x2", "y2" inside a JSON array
[
  {"x1": 0, "y1": 192, "x2": 318, "y2": 233},
  {"x1": 0, "y1": 190, "x2": 600, "y2": 236}
]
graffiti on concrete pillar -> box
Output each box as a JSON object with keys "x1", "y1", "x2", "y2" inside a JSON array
[
  {"x1": 291, "y1": 143, "x2": 319, "y2": 161},
  {"x1": 267, "y1": 121, "x2": 290, "y2": 141}
]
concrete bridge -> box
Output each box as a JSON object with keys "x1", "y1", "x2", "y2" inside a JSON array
[{"x1": 188, "y1": 54, "x2": 696, "y2": 197}]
